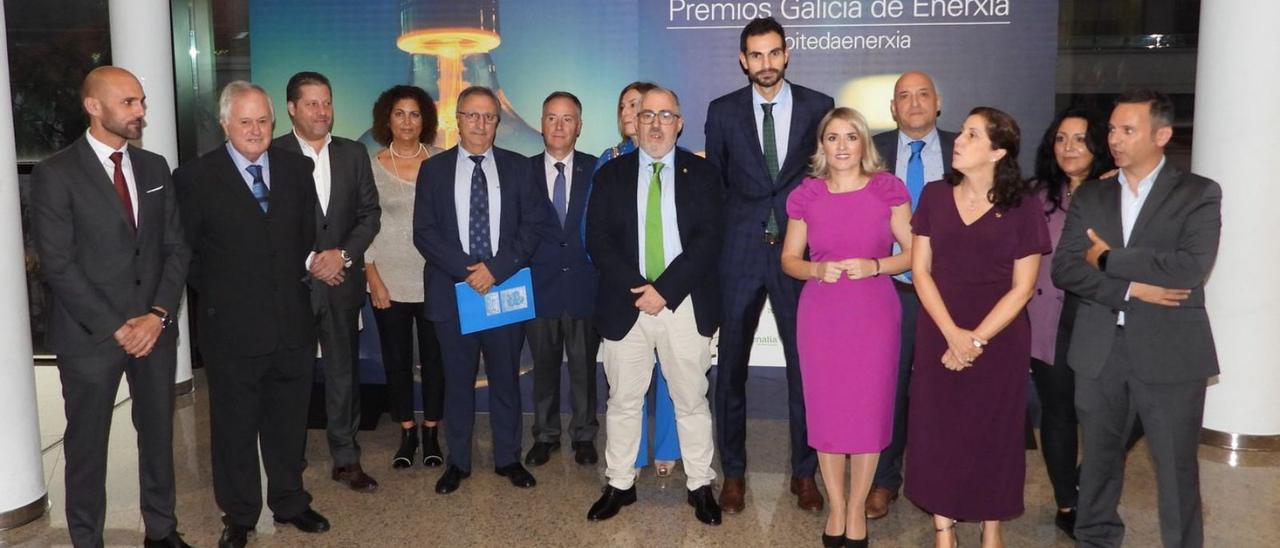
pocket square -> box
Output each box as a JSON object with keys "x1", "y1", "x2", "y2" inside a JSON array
[{"x1": 145, "y1": 185, "x2": 164, "y2": 194}]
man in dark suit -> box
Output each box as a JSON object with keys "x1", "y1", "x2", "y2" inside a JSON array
[
  {"x1": 174, "y1": 81, "x2": 330, "y2": 548},
  {"x1": 703, "y1": 16, "x2": 833, "y2": 514},
  {"x1": 31, "y1": 66, "x2": 192, "y2": 548},
  {"x1": 272, "y1": 71, "x2": 381, "y2": 492},
  {"x1": 412, "y1": 86, "x2": 555, "y2": 495},
  {"x1": 585, "y1": 86, "x2": 724, "y2": 525},
  {"x1": 1053, "y1": 89, "x2": 1221, "y2": 548},
  {"x1": 524, "y1": 91, "x2": 602, "y2": 467},
  {"x1": 866, "y1": 70, "x2": 957, "y2": 520}
]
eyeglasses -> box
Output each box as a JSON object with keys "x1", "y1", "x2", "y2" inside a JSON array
[
  {"x1": 457, "y1": 111, "x2": 499, "y2": 125},
  {"x1": 637, "y1": 110, "x2": 681, "y2": 126}
]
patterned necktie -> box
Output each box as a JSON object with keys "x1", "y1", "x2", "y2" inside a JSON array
[
  {"x1": 762, "y1": 102, "x2": 780, "y2": 239},
  {"x1": 108, "y1": 152, "x2": 136, "y2": 231},
  {"x1": 246, "y1": 164, "x2": 269, "y2": 213},
  {"x1": 468, "y1": 154, "x2": 493, "y2": 260},
  {"x1": 906, "y1": 140, "x2": 926, "y2": 208},
  {"x1": 552, "y1": 161, "x2": 567, "y2": 226},
  {"x1": 644, "y1": 161, "x2": 665, "y2": 282}
]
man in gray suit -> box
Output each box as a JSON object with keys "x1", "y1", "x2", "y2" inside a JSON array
[
  {"x1": 272, "y1": 71, "x2": 381, "y2": 492},
  {"x1": 31, "y1": 66, "x2": 192, "y2": 548},
  {"x1": 1053, "y1": 89, "x2": 1221, "y2": 548}
]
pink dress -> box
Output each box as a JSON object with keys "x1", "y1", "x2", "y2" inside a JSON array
[{"x1": 787, "y1": 173, "x2": 908, "y2": 453}]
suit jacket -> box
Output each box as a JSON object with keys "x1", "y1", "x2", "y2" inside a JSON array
[
  {"x1": 528, "y1": 150, "x2": 599, "y2": 319},
  {"x1": 174, "y1": 146, "x2": 318, "y2": 359},
  {"x1": 271, "y1": 134, "x2": 380, "y2": 310},
  {"x1": 412, "y1": 146, "x2": 557, "y2": 323},
  {"x1": 704, "y1": 83, "x2": 833, "y2": 262},
  {"x1": 872, "y1": 128, "x2": 957, "y2": 181},
  {"x1": 30, "y1": 136, "x2": 191, "y2": 356},
  {"x1": 586, "y1": 149, "x2": 724, "y2": 341},
  {"x1": 1051, "y1": 165, "x2": 1221, "y2": 383}
]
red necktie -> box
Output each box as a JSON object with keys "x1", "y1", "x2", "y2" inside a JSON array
[{"x1": 108, "y1": 152, "x2": 136, "y2": 231}]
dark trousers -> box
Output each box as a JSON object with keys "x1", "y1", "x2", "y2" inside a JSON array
[
  {"x1": 873, "y1": 284, "x2": 918, "y2": 492},
  {"x1": 314, "y1": 297, "x2": 362, "y2": 467},
  {"x1": 527, "y1": 314, "x2": 600, "y2": 443},
  {"x1": 1031, "y1": 357, "x2": 1079, "y2": 509},
  {"x1": 59, "y1": 344, "x2": 178, "y2": 547},
  {"x1": 436, "y1": 320, "x2": 525, "y2": 471},
  {"x1": 714, "y1": 249, "x2": 814, "y2": 479},
  {"x1": 206, "y1": 347, "x2": 314, "y2": 528},
  {"x1": 1075, "y1": 328, "x2": 1205, "y2": 548},
  {"x1": 372, "y1": 300, "x2": 445, "y2": 422}
]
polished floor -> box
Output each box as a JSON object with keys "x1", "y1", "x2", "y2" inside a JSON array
[{"x1": 3, "y1": 369, "x2": 1279, "y2": 547}]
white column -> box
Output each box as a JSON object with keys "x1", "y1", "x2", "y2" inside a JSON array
[
  {"x1": 110, "y1": 0, "x2": 194, "y2": 392},
  {"x1": 1197, "y1": 1, "x2": 1280, "y2": 449},
  {"x1": 0, "y1": 3, "x2": 50, "y2": 528}
]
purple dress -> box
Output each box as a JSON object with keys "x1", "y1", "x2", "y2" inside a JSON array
[
  {"x1": 903, "y1": 181, "x2": 1051, "y2": 521},
  {"x1": 787, "y1": 173, "x2": 908, "y2": 453}
]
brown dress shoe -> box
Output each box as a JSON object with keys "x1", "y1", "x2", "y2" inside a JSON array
[
  {"x1": 865, "y1": 485, "x2": 898, "y2": 520},
  {"x1": 790, "y1": 477, "x2": 824, "y2": 512},
  {"x1": 332, "y1": 463, "x2": 379, "y2": 492},
  {"x1": 719, "y1": 477, "x2": 746, "y2": 514}
]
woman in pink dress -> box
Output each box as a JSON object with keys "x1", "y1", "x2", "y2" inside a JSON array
[{"x1": 781, "y1": 107, "x2": 913, "y2": 548}]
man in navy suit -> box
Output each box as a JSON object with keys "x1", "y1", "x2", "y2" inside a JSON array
[
  {"x1": 524, "y1": 92, "x2": 602, "y2": 467},
  {"x1": 412, "y1": 86, "x2": 557, "y2": 495},
  {"x1": 866, "y1": 70, "x2": 957, "y2": 520},
  {"x1": 585, "y1": 86, "x2": 724, "y2": 525},
  {"x1": 703, "y1": 16, "x2": 834, "y2": 514}
]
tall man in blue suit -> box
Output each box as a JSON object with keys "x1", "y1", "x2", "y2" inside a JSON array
[
  {"x1": 704, "y1": 17, "x2": 834, "y2": 514},
  {"x1": 866, "y1": 70, "x2": 956, "y2": 520},
  {"x1": 412, "y1": 86, "x2": 557, "y2": 495},
  {"x1": 524, "y1": 91, "x2": 602, "y2": 467}
]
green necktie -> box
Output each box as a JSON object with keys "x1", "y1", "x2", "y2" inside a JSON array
[
  {"x1": 645, "y1": 161, "x2": 665, "y2": 282},
  {"x1": 762, "y1": 102, "x2": 780, "y2": 238}
]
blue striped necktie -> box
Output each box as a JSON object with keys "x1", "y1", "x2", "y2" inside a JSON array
[{"x1": 246, "y1": 164, "x2": 268, "y2": 213}]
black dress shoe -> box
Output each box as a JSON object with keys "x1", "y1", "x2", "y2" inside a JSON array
[
  {"x1": 495, "y1": 462, "x2": 537, "y2": 488},
  {"x1": 273, "y1": 507, "x2": 330, "y2": 533},
  {"x1": 144, "y1": 531, "x2": 193, "y2": 548},
  {"x1": 572, "y1": 441, "x2": 599, "y2": 465},
  {"x1": 1055, "y1": 508, "x2": 1077, "y2": 540},
  {"x1": 587, "y1": 485, "x2": 637, "y2": 521},
  {"x1": 218, "y1": 524, "x2": 251, "y2": 548},
  {"x1": 435, "y1": 465, "x2": 471, "y2": 494},
  {"x1": 524, "y1": 441, "x2": 560, "y2": 466},
  {"x1": 687, "y1": 485, "x2": 722, "y2": 525}
]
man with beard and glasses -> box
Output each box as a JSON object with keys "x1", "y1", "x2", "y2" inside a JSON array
[
  {"x1": 31, "y1": 66, "x2": 193, "y2": 548},
  {"x1": 703, "y1": 16, "x2": 834, "y2": 515}
]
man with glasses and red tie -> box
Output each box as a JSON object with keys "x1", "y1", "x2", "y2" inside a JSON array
[
  {"x1": 585, "y1": 86, "x2": 725, "y2": 526},
  {"x1": 412, "y1": 86, "x2": 557, "y2": 495}
]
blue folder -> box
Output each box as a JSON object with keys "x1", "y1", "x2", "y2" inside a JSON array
[{"x1": 455, "y1": 267, "x2": 536, "y2": 334}]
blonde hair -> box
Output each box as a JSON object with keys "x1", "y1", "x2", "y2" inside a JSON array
[{"x1": 809, "y1": 107, "x2": 884, "y2": 179}]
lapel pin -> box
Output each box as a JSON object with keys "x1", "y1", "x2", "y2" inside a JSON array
[{"x1": 995, "y1": 212, "x2": 1003, "y2": 218}]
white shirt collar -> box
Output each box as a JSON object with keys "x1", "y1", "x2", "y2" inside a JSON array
[
  {"x1": 751, "y1": 80, "x2": 792, "y2": 109},
  {"x1": 85, "y1": 130, "x2": 128, "y2": 160},
  {"x1": 293, "y1": 130, "x2": 332, "y2": 156}
]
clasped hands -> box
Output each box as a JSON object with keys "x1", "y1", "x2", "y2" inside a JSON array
[
  {"x1": 940, "y1": 327, "x2": 987, "y2": 371},
  {"x1": 113, "y1": 311, "x2": 164, "y2": 358},
  {"x1": 465, "y1": 262, "x2": 497, "y2": 293},
  {"x1": 630, "y1": 284, "x2": 667, "y2": 316},
  {"x1": 811, "y1": 258, "x2": 878, "y2": 283},
  {"x1": 309, "y1": 249, "x2": 346, "y2": 286},
  {"x1": 1084, "y1": 229, "x2": 1191, "y2": 307}
]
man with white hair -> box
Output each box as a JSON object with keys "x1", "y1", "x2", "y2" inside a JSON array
[{"x1": 174, "y1": 81, "x2": 330, "y2": 548}]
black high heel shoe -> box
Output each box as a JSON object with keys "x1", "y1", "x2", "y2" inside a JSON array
[
  {"x1": 821, "y1": 531, "x2": 845, "y2": 547},
  {"x1": 392, "y1": 425, "x2": 418, "y2": 469},
  {"x1": 844, "y1": 536, "x2": 868, "y2": 547},
  {"x1": 421, "y1": 424, "x2": 444, "y2": 467}
]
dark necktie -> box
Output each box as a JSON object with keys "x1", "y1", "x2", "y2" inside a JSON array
[
  {"x1": 469, "y1": 154, "x2": 492, "y2": 260},
  {"x1": 762, "y1": 102, "x2": 780, "y2": 240},
  {"x1": 552, "y1": 161, "x2": 567, "y2": 226},
  {"x1": 246, "y1": 164, "x2": 269, "y2": 213},
  {"x1": 108, "y1": 152, "x2": 136, "y2": 231}
]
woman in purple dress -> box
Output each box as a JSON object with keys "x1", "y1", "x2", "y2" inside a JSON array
[
  {"x1": 903, "y1": 107, "x2": 1050, "y2": 548},
  {"x1": 782, "y1": 107, "x2": 913, "y2": 548}
]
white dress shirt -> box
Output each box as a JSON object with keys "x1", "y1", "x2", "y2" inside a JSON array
[
  {"x1": 85, "y1": 131, "x2": 139, "y2": 226},
  {"x1": 752, "y1": 81, "x2": 792, "y2": 172},
  {"x1": 543, "y1": 150, "x2": 574, "y2": 198},
  {"x1": 294, "y1": 131, "x2": 333, "y2": 215},
  {"x1": 1116, "y1": 155, "x2": 1166, "y2": 325},
  {"x1": 636, "y1": 147, "x2": 683, "y2": 279},
  {"x1": 453, "y1": 147, "x2": 502, "y2": 255}
]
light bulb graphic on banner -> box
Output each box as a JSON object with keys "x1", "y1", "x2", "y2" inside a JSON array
[{"x1": 396, "y1": 0, "x2": 542, "y2": 153}]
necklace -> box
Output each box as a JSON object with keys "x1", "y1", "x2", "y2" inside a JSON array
[
  {"x1": 387, "y1": 142, "x2": 427, "y2": 180},
  {"x1": 961, "y1": 186, "x2": 986, "y2": 210}
]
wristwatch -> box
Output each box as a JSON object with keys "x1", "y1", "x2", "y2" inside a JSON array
[
  {"x1": 148, "y1": 307, "x2": 173, "y2": 329},
  {"x1": 339, "y1": 249, "x2": 353, "y2": 268}
]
